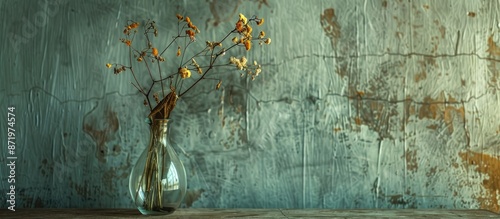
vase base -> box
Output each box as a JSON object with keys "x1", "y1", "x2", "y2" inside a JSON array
[{"x1": 138, "y1": 206, "x2": 176, "y2": 216}]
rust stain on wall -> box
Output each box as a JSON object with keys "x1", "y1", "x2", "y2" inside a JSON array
[
  {"x1": 415, "y1": 57, "x2": 437, "y2": 83},
  {"x1": 414, "y1": 71, "x2": 427, "y2": 83},
  {"x1": 417, "y1": 93, "x2": 464, "y2": 133},
  {"x1": 184, "y1": 189, "x2": 205, "y2": 208},
  {"x1": 83, "y1": 107, "x2": 120, "y2": 163},
  {"x1": 405, "y1": 149, "x2": 418, "y2": 172},
  {"x1": 459, "y1": 150, "x2": 500, "y2": 213},
  {"x1": 486, "y1": 34, "x2": 500, "y2": 84},
  {"x1": 432, "y1": 20, "x2": 446, "y2": 39},
  {"x1": 320, "y1": 8, "x2": 341, "y2": 50},
  {"x1": 487, "y1": 35, "x2": 500, "y2": 56},
  {"x1": 348, "y1": 79, "x2": 400, "y2": 139},
  {"x1": 402, "y1": 95, "x2": 415, "y2": 130}
]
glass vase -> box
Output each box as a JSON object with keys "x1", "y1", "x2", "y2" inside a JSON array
[{"x1": 129, "y1": 119, "x2": 187, "y2": 215}]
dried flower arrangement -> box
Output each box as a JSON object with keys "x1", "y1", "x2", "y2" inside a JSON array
[
  {"x1": 107, "y1": 13, "x2": 270, "y2": 120},
  {"x1": 106, "y1": 13, "x2": 270, "y2": 214}
]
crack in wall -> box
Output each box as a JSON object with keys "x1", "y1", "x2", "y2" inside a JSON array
[
  {"x1": 248, "y1": 89, "x2": 490, "y2": 106},
  {"x1": 14, "y1": 86, "x2": 138, "y2": 105},
  {"x1": 266, "y1": 52, "x2": 500, "y2": 68}
]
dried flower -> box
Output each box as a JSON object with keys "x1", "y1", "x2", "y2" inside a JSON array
[
  {"x1": 235, "y1": 20, "x2": 245, "y2": 32},
  {"x1": 152, "y1": 47, "x2": 159, "y2": 57},
  {"x1": 176, "y1": 14, "x2": 183, "y2": 20},
  {"x1": 186, "y1": 29, "x2": 195, "y2": 41},
  {"x1": 124, "y1": 21, "x2": 139, "y2": 35},
  {"x1": 239, "y1": 13, "x2": 248, "y2": 25},
  {"x1": 245, "y1": 25, "x2": 253, "y2": 36},
  {"x1": 177, "y1": 46, "x2": 181, "y2": 56},
  {"x1": 244, "y1": 40, "x2": 252, "y2": 51},
  {"x1": 127, "y1": 22, "x2": 139, "y2": 30},
  {"x1": 178, "y1": 67, "x2": 191, "y2": 79},
  {"x1": 256, "y1": 18, "x2": 264, "y2": 26},
  {"x1": 259, "y1": 31, "x2": 265, "y2": 39},
  {"x1": 232, "y1": 37, "x2": 239, "y2": 44},
  {"x1": 106, "y1": 63, "x2": 112, "y2": 68},
  {"x1": 240, "y1": 56, "x2": 248, "y2": 66},
  {"x1": 265, "y1": 38, "x2": 271, "y2": 44},
  {"x1": 113, "y1": 66, "x2": 126, "y2": 74},
  {"x1": 121, "y1": 38, "x2": 132, "y2": 46},
  {"x1": 191, "y1": 58, "x2": 203, "y2": 74}
]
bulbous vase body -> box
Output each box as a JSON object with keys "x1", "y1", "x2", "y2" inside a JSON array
[{"x1": 129, "y1": 119, "x2": 187, "y2": 215}]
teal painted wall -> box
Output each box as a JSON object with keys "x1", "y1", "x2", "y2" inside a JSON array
[{"x1": 1, "y1": 0, "x2": 500, "y2": 213}]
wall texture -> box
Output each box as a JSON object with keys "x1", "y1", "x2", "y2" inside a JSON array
[{"x1": 1, "y1": 0, "x2": 500, "y2": 213}]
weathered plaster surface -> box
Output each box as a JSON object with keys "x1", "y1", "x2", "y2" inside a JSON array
[{"x1": 0, "y1": 0, "x2": 499, "y2": 213}]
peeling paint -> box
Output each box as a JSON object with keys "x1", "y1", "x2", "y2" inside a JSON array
[
  {"x1": 320, "y1": 8, "x2": 341, "y2": 50},
  {"x1": 83, "y1": 107, "x2": 120, "y2": 163},
  {"x1": 417, "y1": 93, "x2": 465, "y2": 134},
  {"x1": 459, "y1": 151, "x2": 500, "y2": 213},
  {"x1": 405, "y1": 149, "x2": 418, "y2": 172}
]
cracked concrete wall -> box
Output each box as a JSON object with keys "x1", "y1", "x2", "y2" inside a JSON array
[{"x1": 1, "y1": 0, "x2": 500, "y2": 213}]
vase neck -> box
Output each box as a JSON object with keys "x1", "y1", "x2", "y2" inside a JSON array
[{"x1": 150, "y1": 119, "x2": 170, "y2": 138}]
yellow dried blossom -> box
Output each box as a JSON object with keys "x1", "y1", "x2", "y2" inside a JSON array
[
  {"x1": 240, "y1": 56, "x2": 248, "y2": 66},
  {"x1": 259, "y1": 31, "x2": 265, "y2": 39},
  {"x1": 177, "y1": 46, "x2": 181, "y2": 56},
  {"x1": 186, "y1": 29, "x2": 196, "y2": 41},
  {"x1": 264, "y1": 38, "x2": 271, "y2": 44},
  {"x1": 246, "y1": 25, "x2": 253, "y2": 35},
  {"x1": 244, "y1": 40, "x2": 252, "y2": 51},
  {"x1": 256, "y1": 18, "x2": 264, "y2": 26},
  {"x1": 179, "y1": 67, "x2": 191, "y2": 79},
  {"x1": 239, "y1": 13, "x2": 248, "y2": 24},
  {"x1": 152, "y1": 47, "x2": 159, "y2": 57},
  {"x1": 232, "y1": 37, "x2": 239, "y2": 44},
  {"x1": 106, "y1": 63, "x2": 112, "y2": 68},
  {"x1": 255, "y1": 67, "x2": 262, "y2": 76},
  {"x1": 229, "y1": 57, "x2": 238, "y2": 64},
  {"x1": 176, "y1": 14, "x2": 183, "y2": 20},
  {"x1": 235, "y1": 20, "x2": 245, "y2": 32}
]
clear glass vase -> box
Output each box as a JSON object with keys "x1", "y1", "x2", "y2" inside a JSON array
[{"x1": 129, "y1": 119, "x2": 187, "y2": 215}]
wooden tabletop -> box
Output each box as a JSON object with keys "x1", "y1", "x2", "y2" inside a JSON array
[{"x1": 0, "y1": 208, "x2": 498, "y2": 218}]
